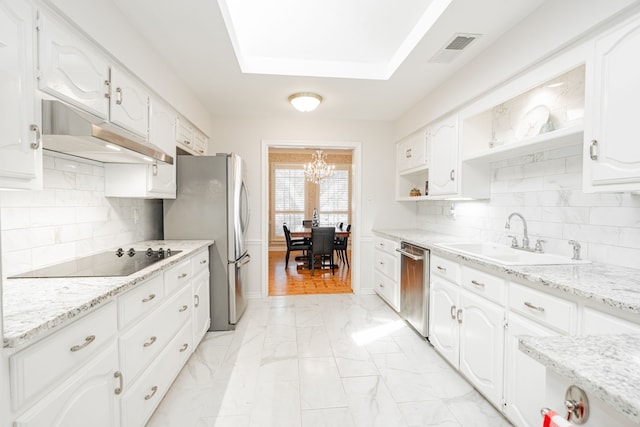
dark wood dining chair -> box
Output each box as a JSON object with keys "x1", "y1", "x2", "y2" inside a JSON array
[
  {"x1": 310, "y1": 226, "x2": 336, "y2": 276},
  {"x1": 334, "y1": 224, "x2": 351, "y2": 267},
  {"x1": 283, "y1": 224, "x2": 311, "y2": 269}
]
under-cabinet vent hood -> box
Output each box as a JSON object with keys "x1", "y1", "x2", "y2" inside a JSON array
[{"x1": 42, "y1": 100, "x2": 173, "y2": 165}]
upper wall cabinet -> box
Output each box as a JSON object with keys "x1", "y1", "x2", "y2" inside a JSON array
[
  {"x1": 428, "y1": 115, "x2": 459, "y2": 196},
  {"x1": 37, "y1": 13, "x2": 110, "y2": 120},
  {"x1": 38, "y1": 13, "x2": 150, "y2": 139},
  {"x1": 583, "y1": 14, "x2": 640, "y2": 193},
  {"x1": 397, "y1": 130, "x2": 427, "y2": 173},
  {"x1": 0, "y1": 0, "x2": 42, "y2": 190},
  {"x1": 176, "y1": 116, "x2": 207, "y2": 156}
]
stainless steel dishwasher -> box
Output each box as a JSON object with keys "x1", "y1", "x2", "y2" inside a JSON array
[{"x1": 396, "y1": 242, "x2": 430, "y2": 337}]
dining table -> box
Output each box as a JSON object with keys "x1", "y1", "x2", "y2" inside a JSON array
[{"x1": 290, "y1": 226, "x2": 351, "y2": 239}]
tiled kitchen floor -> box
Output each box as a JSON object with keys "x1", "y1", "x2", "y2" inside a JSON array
[{"x1": 148, "y1": 294, "x2": 513, "y2": 427}]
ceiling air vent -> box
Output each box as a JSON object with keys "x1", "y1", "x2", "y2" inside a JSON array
[{"x1": 429, "y1": 33, "x2": 482, "y2": 64}]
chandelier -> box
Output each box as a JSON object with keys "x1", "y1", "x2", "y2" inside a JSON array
[{"x1": 304, "y1": 150, "x2": 335, "y2": 184}]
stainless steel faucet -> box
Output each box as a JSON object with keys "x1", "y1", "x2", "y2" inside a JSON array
[
  {"x1": 568, "y1": 240, "x2": 582, "y2": 260},
  {"x1": 505, "y1": 212, "x2": 530, "y2": 250}
]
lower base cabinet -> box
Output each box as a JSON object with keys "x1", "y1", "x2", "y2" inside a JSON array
[
  {"x1": 504, "y1": 313, "x2": 555, "y2": 427},
  {"x1": 13, "y1": 343, "x2": 120, "y2": 427}
]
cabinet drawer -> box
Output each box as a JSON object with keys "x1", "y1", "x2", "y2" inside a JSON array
[
  {"x1": 431, "y1": 254, "x2": 460, "y2": 283},
  {"x1": 120, "y1": 319, "x2": 193, "y2": 427},
  {"x1": 164, "y1": 258, "x2": 192, "y2": 294},
  {"x1": 191, "y1": 248, "x2": 210, "y2": 276},
  {"x1": 10, "y1": 302, "x2": 118, "y2": 409},
  {"x1": 461, "y1": 266, "x2": 506, "y2": 305},
  {"x1": 509, "y1": 282, "x2": 576, "y2": 334},
  {"x1": 373, "y1": 271, "x2": 399, "y2": 311},
  {"x1": 119, "y1": 284, "x2": 192, "y2": 385},
  {"x1": 118, "y1": 274, "x2": 165, "y2": 329},
  {"x1": 374, "y1": 236, "x2": 398, "y2": 255},
  {"x1": 374, "y1": 249, "x2": 398, "y2": 280}
]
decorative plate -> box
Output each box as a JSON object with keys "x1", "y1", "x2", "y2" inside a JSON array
[{"x1": 515, "y1": 105, "x2": 550, "y2": 140}]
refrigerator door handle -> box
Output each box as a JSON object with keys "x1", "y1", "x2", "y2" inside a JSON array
[
  {"x1": 240, "y1": 180, "x2": 250, "y2": 233},
  {"x1": 231, "y1": 253, "x2": 251, "y2": 267}
]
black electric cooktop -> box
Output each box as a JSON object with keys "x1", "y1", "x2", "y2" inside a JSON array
[{"x1": 8, "y1": 248, "x2": 182, "y2": 279}]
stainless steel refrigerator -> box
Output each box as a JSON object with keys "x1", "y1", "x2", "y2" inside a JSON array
[{"x1": 163, "y1": 153, "x2": 250, "y2": 330}]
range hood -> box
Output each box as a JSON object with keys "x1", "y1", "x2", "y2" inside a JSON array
[{"x1": 42, "y1": 100, "x2": 173, "y2": 165}]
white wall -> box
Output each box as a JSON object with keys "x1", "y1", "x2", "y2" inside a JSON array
[
  {"x1": 209, "y1": 116, "x2": 416, "y2": 295},
  {"x1": 0, "y1": 153, "x2": 162, "y2": 278}
]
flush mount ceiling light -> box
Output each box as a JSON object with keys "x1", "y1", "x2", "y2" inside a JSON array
[
  {"x1": 288, "y1": 92, "x2": 323, "y2": 112},
  {"x1": 304, "y1": 150, "x2": 335, "y2": 183}
]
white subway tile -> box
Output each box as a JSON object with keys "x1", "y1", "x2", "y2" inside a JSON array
[
  {"x1": 618, "y1": 227, "x2": 640, "y2": 249},
  {"x1": 543, "y1": 172, "x2": 582, "y2": 190},
  {"x1": 32, "y1": 242, "x2": 77, "y2": 269},
  {"x1": 588, "y1": 244, "x2": 640, "y2": 270},
  {"x1": 522, "y1": 158, "x2": 566, "y2": 178},
  {"x1": 562, "y1": 224, "x2": 620, "y2": 246},
  {"x1": 76, "y1": 206, "x2": 110, "y2": 223},
  {"x1": 44, "y1": 169, "x2": 76, "y2": 190},
  {"x1": 2, "y1": 249, "x2": 33, "y2": 277},
  {"x1": 30, "y1": 207, "x2": 77, "y2": 227},
  {"x1": 56, "y1": 223, "x2": 93, "y2": 243},
  {"x1": 542, "y1": 206, "x2": 590, "y2": 224},
  {"x1": 590, "y1": 207, "x2": 640, "y2": 227},
  {"x1": 508, "y1": 176, "x2": 544, "y2": 192},
  {"x1": 54, "y1": 157, "x2": 93, "y2": 175},
  {"x1": 1, "y1": 208, "x2": 31, "y2": 230},
  {"x1": 2, "y1": 227, "x2": 56, "y2": 252}
]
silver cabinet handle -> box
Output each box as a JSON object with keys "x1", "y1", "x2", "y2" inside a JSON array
[
  {"x1": 524, "y1": 301, "x2": 545, "y2": 312},
  {"x1": 115, "y1": 87, "x2": 123, "y2": 105},
  {"x1": 30, "y1": 124, "x2": 41, "y2": 149},
  {"x1": 589, "y1": 140, "x2": 598, "y2": 160},
  {"x1": 144, "y1": 386, "x2": 158, "y2": 400},
  {"x1": 178, "y1": 273, "x2": 188, "y2": 279},
  {"x1": 152, "y1": 163, "x2": 158, "y2": 176},
  {"x1": 378, "y1": 283, "x2": 384, "y2": 288},
  {"x1": 200, "y1": 259, "x2": 207, "y2": 264},
  {"x1": 184, "y1": 139, "x2": 191, "y2": 145},
  {"x1": 143, "y1": 336, "x2": 157, "y2": 347},
  {"x1": 405, "y1": 148, "x2": 412, "y2": 158},
  {"x1": 179, "y1": 343, "x2": 189, "y2": 353},
  {"x1": 436, "y1": 265, "x2": 447, "y2": 272},
  {"x1": 179, "y1": 305, "x2": 188, "y2": 312},
  {"x1": 450, "y1": 169, "x2": 455, "y2": 181},
  {"x1": 70, "y1": 335, "x2": 96, "y2": 352},
  {"x1": 450, "y1": 305, "x2": 457, "y2": 320},
  {"x1": 104, "y1": 80, "x2": 111, "y2": 99},
  {"x1": 456, "y1": 308, "x2": 463, "y2": 324},
  {"x1": 198, "y1": 149, "x2": 204, "y2": 154},
  {"x1": 114, "y1": 371, "x2": 123, "y2": 395},
  {"x1": 471, "y1": 280, "x2": 485, "y2": 288},
  {"x1": 194, "y1": 294, "x2": 200, "y2": 308},
  {"x1": 142, "y1": 293, "x2": 156, "y2": 303}
]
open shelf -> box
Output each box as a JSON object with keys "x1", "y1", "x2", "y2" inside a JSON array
[{"x1": 463, "y1": 121, "x2": 583, "y2": 164}]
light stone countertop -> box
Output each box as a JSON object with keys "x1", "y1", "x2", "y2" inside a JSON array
[
  {"x1": 520, "y1": 334, "x2": 640, "y2": 424},
  {"x1": 375, "y1": 228, "x2": 640, "y2": 423},
  {"x1": 374, "y1": 228, "x2": 640, "y2": 315},
  {"x1": 2, "y1": 239, "x2": 213, "y2": 349}
]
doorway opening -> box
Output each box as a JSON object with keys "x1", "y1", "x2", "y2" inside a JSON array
[{"x1": 260, "y1": 140, "x2": 362, "y2": 297}]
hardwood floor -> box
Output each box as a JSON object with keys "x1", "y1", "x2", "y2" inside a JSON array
[{"x1": 268, "y1": 249, "x2": 352, "y2": 296}]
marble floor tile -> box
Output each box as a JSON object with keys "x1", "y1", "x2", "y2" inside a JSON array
[{"x1": 149, "y1": 294, "x2": 512, "y2": 427}]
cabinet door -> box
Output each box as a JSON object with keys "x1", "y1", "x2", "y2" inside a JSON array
[
  {"x1": 110, "y1": 66, "x2": 149, "y2": 138},
  {"x1": 504, "y1": 313, "x2": 556, "y2": 427},
  {"x1": 37, "y1": 13, "x2": 110, "y2": 119},
  {"x1": 586, "y1": 15, "x2": 640, "y2": 189},
  {"x1": 458, "y1": 290, "x2": 504, "y2": 406},
  {"x1": 194, "y1": 130, "x2": 208, "y2": 155},
  {"x1": 14, "y1": 343, "x2": 119, "y2": 427},
  {"x1": 193, "y1": 269, "x2": 210, "y2": 344},
  {"x1": 0, "y1": 0, "x2": 42, "y2": 190},
  {"x1": 428, "y1": 115, "x2": 459, "y2": 196},
  {"x1": 147, "y1": 99, "x2": 176, "y2": 197},
  {"x1": 429, "y1": 277, "x2": 459, "y2": 367}
]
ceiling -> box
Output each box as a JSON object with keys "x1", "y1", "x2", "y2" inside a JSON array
[{"x1": 113, "y1": 0, "x2": 547, "y2": 121}]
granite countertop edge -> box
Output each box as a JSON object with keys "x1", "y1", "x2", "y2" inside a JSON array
[
  {"x1": 519, "y1": 335, "x2": 640, "y2": 424},
  {"x1": 2, "y1": 239, "x2": 213, "y2": 349},
  {"x1": 373, "y1": 228, "x2": 640, "y2": 315}
]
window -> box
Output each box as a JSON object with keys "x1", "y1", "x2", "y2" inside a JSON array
[{"x1": 270, "y1": 156, "x2": 352, "y2": 245}]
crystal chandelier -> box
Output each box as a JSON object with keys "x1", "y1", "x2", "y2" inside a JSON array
[{"x1": 304, "y1": 150, "x2": 335, "y2": 184}]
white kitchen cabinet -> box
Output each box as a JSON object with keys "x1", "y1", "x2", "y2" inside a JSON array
[
  {"x1": 458, "y1": 289, "x2": 505, "y2": 407},
  {"x1": 373, "y1": 235, "x2": 400, "y2": 311},
  {"x1": 13, "y1": 343, "x2": 120, "y2": 427},
  {"x1": 584, "y1": 13, "x2": 640, "y2": 193},
  {"x1": 175, "y1": 116, "x2": 195, "y2": 153},
  {"x1": 504, "y1": 313, "x2": 556, "y2": 427},
  {"x1": 104, "y1": 98, "x2": 176, "y2": 199},
  {"x1": 429, "y1": 254, "x2": 505, "y2": 408},
  {"x1": 193, "y1": 129, "x2": 208, "y2": 155},
  {"x1": 396, "y1": 130, "x2": 427, "y2": 173},
  {"x1": 192, "y1": 269, "x2": 210, "y2": 344},
  {"x1": 37, "y1": 12, "x2": 110, "y2": 119},
  {"x1": 109, "y1": 66, "x2": 149, "y2": 138},
  {"x1": 0, "y1": 0, "x2": 42, "y2": 190},
  {"x1": 429, "y1": 275, "x2": 459, "y2": 367},
  {"x1": 428, "y1": 115, "x2": 459, "y2": 196},
  {"x1": 581, "y1": 307, "x2": 640, "y2": 335}
]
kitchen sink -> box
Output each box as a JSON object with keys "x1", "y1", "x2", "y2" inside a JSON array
[{"x1": 434, "y1": 242, "x2": 590, "y2": 266}]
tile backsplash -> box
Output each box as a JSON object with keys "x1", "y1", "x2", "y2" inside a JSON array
[
  {"x1": 0, "y1": 153, "x2": 163, "y2": 277},
  {"x1": 417, "y1": 143, "x2": 640, "y2": 269}
]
